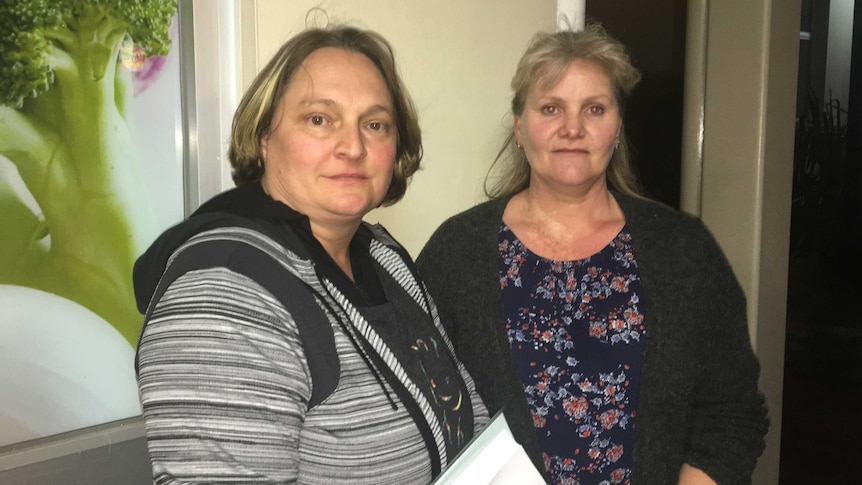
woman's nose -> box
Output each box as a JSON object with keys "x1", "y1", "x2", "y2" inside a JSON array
[
  {"x1": 336, "y1": 124, "x2": 367, "y2": 160},
  {"x1": 559, "y1": 113, "x2": 585, "y2": 138}
]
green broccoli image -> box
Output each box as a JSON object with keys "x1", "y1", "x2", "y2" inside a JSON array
[{"x1": 0, "y1": 0, "x2": 178, "y2": 345}]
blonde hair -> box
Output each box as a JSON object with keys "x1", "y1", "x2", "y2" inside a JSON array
[
  {"x1": 228, "y1": 25, "x2": 422, "y2": 206},
  {"x1": 486, "y1": 23, "x2": 643, "y2": 199}
]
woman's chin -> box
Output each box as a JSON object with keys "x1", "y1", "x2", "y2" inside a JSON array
[
  {"x1": 326, "y1": 198, "x2": 384, "y2": 222},
  {"x1": 0, "y1": 285, "x2": 141, "y2": 447}
]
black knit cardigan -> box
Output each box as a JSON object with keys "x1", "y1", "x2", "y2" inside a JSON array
[{"x1": 415, "y1": 193, "x2": 769, "y2": 485}]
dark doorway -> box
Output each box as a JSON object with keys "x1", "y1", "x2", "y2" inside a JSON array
[
  {"x1": 781, "y1": 0, "x2": 862, "y2": 483},
  {"x1": 585, "y1": 0, "x2": 687, "y2": 208}
]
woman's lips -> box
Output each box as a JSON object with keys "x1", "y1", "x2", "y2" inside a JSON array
[
  {"x1": 328, "y1": 173, "x2": 366, "y2": 181},
  {"x1": 553, "y1": 148, "x2": 589, "y2": 154}
]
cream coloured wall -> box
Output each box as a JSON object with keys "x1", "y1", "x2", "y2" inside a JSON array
[{"x1": 240, "y1": 0, "x2": 557, "y2": 256}]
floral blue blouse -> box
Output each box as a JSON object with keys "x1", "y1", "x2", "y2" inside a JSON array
[{"x1": 498, "y1": 224, "x2": 647, "y2": 485}]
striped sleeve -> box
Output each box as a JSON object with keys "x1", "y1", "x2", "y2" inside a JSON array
[{"x1": 137, "y1": 267, "x2": 310, "y2": 484}]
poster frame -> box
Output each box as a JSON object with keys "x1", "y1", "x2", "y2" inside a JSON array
[{"x1": 0, "y1": 1, "x2": 240, "y2": 481}]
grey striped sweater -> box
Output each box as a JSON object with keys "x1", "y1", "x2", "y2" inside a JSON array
[{"x1": 135, "y1": 222, "x2": 488, "y2": 484}]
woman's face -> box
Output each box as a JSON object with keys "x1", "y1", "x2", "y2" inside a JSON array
[
  {"x1": 261, "y1": 47, "x2": 397, "y2": 227},
  {"x1": 515, "y1": 58, "x2": 621, "y2": 197}
]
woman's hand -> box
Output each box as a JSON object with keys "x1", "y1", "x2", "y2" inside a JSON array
[{"x1": 678, "y1": 464, "x2": 719, "y2": 485}]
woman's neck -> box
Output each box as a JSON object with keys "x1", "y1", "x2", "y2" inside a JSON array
[
  {"x1": 309, "y1": 219, "x2": 361, "y2": 281},
  {"x1": 503, "y1": 185, "x2": 625, "y2": 261},
  {"x1": 523, "y1": 181, "x2": 620, "y2": 223},
  {"x1": 261, "y1": 178, "x2": 361, "y2": 281}
]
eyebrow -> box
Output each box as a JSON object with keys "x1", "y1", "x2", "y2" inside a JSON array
[
  {"x1": 299, "y1": 98, "x2": 394, "y2": 116},
  {"x1": 534, "y1": 94, "x2": 618, "y2": 109},
  {"x1": 300, "y1": 98, "x2": 337, "y2": 108},
  {"x1": 537, "y1": 93, "x2": 614, "y2": 103}
]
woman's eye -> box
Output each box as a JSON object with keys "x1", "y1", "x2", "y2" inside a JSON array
[
  {"x1": 308, "y1": 115, "x2": 326, "y2": 126},
  {"x1": 587, "y1": 105, "x2": 605, "y2": 115},
  {"x1": 368, "y1": 121, "x2": 387, "y2": 132},
  {"x1": 541, "y1": 105, "x2": 558, "y2": 115}
]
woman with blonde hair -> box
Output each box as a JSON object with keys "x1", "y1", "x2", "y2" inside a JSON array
[{"x1": 417, "y1": 24, "x2": 768, "y2": 484}]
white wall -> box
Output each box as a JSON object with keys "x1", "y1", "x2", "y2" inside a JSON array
[{"x1": 241, "y1": 0, "x2": 557, "y2": 256}]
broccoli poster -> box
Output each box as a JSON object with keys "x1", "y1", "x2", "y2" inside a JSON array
[{"x1": 0, "y1": 1, "x2": 183, "y2": 446}]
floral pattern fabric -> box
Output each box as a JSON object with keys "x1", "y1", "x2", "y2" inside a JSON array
[{"x1": 498, "y1": 224, "x2": 646, "y2": 485}]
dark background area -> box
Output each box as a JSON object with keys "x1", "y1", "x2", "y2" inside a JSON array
[
  {"x1": 782, "y1": 0, "x2": 862, "y2": 483},
  {"x1": 588, "y1": 0, "x2": 862, "y2": 483},
  {"x1": 586, "y1": 0, "x2": 687, "y2": 208}
]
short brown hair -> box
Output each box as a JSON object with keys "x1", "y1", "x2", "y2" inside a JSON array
[
  {"x1": 229, "y1": 26, "x2": 422, "y2": 206},
  {"x1": 486, "y1": 23, "x2": 643, "y2": 199}
]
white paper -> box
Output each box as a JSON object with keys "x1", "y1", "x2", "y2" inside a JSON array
[{"x1": 433, "y1": 412, "x2": 545, "y2": 485}]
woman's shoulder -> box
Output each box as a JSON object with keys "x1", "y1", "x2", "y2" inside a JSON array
[
  {"x1": 417, "y1": 198, "x2": 507, "y2": 268},
  {"x1": 615, "y1": 192, "x2": 690, "y2": 222},
  {"x1": 615, "y1": 194, "x2": 738, "y2": 282},
  {"x1": 615, "y1": 193, "x2": 715, "y2": 242},
  {"x1": 432, "y1": 198, "x2": 508, "y2": 237}
]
